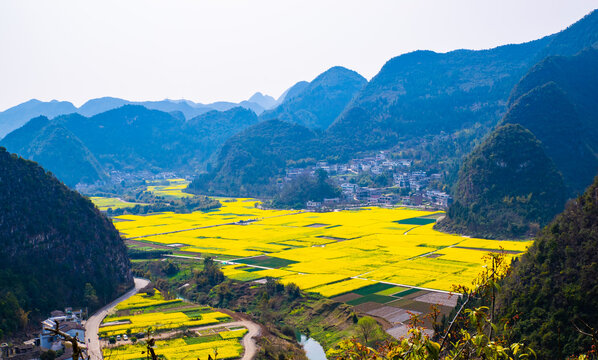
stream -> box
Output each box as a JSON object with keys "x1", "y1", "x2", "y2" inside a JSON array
[{"x1": 299, "y1": 334, "x2": 328, "y2": 360}]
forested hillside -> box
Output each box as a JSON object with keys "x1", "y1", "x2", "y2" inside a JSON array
[
  {"x1": 1, "y1": 116, "x2": 107, "y2": 186},
  {"x1": 260, "y1": 66, "x2": 367, "y2": 130},
  {"x1": 497, "y1": 173, "x2": 598, "y2": 359},
  {"x1": 187, "y1": 119, "x2": 317, "y2": 196},
  {"x1": 437, "y1": 124, "x2": 566, "y2": 239},
  {"x1": 1, "y1": 105, "x2": 258, "y2": 185},
  {"x1": 0, "y1": 99, "x2": 77, "y2": 139},
  {"x1": 0, "y1": 148, "x2": 132, "y2": 337},
  {"x1": 502, "y1": 48, "x2": 598, "y2": 195}
]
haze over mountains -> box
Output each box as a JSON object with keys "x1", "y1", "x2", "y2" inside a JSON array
[
  {"x1": 1, "y1": 9, "x2": 598, "y2": 238},
  {"x1": 0, "y1": 92, "x2": 280, "y2": 139}
]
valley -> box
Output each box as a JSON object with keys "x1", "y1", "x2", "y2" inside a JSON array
[
  {"x1": 90, "y1": 182, "x2": 532, "y2": 353},
  {"x1": 1, "y1": 4, "x2": 598, "y2": 360}
]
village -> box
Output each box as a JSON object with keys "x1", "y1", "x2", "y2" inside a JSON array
[{"x1": 283, "y1": 151, "x2": 453, "y2": 210}]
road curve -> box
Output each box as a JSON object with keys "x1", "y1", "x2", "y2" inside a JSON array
[
  {"x1": 186, "y1": 321, "x2": 260, "y2": 360},
  {"x1": 85, "y1": 278, "x2": 150, "y2": 360},
  {"x1": 239, "y1": 320, "x2": 261, "y2": 360}
]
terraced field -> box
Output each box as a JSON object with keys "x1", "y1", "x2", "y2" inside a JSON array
[{"x1": 101, "y1": 290, "x2": 245, "y2": 360}]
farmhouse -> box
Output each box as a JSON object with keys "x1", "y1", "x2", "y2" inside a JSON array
[{"x1": 39, "y1": 308, "x2": 85, "y2": 352}]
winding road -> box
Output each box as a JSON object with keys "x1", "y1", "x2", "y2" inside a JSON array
[
  {"x1": 85, "y1": 278, "x2": 150, "y2": 360},
  {"x1": 187, "y1": 321, "x2": 261, "y2": 360},
  {"x1": 84, "y1": 277, "x2": 261, "y2": 360}
]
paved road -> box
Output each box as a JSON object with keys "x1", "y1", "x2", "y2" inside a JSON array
[
  {"x1": 187, "y1": 321, "x2": 260, "y2": 360},
  {"x1": 85, "y1": 278, "x2": 150, "y2": 360}
]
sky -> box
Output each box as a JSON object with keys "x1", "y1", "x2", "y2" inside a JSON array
[{"x1": 0, "y1": 0, "x2": 597, "y2": 111}]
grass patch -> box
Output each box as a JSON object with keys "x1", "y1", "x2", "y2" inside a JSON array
[
  {"x1": 394, "y1": 288, "x2": 420, "y2": 297},
  {"x1": 375, "y1": 286, "x2": 409, "y2": 296},
  {"x1": 353, "y1": 283, "x2": 395, "y2": 296},
  {"x1": 232, "y1": 256, "x2": 298, "y2": 268},
  {"x1": 346, "y1": 294, "x2": 395, "y2": 306},
  {"x1": 182, "y1": 334, "x2": 221, "y2": 345},
  {"x1": 395, "y1": 217, "x2": 437, "y2": 225}
]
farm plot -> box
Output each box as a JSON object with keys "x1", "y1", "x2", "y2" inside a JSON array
[
  {"x1": 101, "y1": 289, "x2": 246, "y2": 360},
  {"x1": 146, "y1": 178, "x2": 193, "y2": 198},
  {"x1": 90, "y1": 197, "x2": 147, "y2": 211},
  {"x1": 112, "y1": 199, "x2": 532, "y2": 294}
]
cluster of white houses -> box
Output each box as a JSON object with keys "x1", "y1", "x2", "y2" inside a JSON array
[
  {"x1": 0, "y1": 308, "x2": 84, "y2": 360},
  {"x1": 286, "y1": 151, "x2": 452, "y2": 209}
]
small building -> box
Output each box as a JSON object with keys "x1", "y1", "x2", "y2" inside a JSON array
[
  {"x1": 323, "y1": 198, "x2": 340, "y2": 205},
  {"x1": 40, "y1": 308, "x2": 84, "y2": 351},
  {"x1": 306, "y1": 201, "x2": 322, "y2": 210},
  {"x1": 0, "y1": 343, "x2": 39, "y2": 360},
  {"x1": 341, "y1": 183, "x2": 358, "y2": 194}
]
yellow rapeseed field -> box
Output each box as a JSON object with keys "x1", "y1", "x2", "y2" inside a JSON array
[
  {"x1": 109, "y1": 198, "x2": 533, "y2": 292},
  {"x1": 103, "y1": 338, "x2": 243, "y2": 360},
  {"x1": 90, "y1": 197, "x2": 146, "y2": 211},
  {"x1": 101, "y1": 289, "x2": 246, "y2": 360}
]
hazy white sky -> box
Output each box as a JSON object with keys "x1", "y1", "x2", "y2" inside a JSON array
[{"x1": 0, "y1": 0, "x2": 597, "y2": 110}]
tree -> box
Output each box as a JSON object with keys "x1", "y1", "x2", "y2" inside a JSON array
[
  {"x1": 84, "y1": 283, "x2": 100, "y2": 308},
  {"x1": 40, "y1": 350, "x2": 57, "y2": 360},
  {"x1": 355, "y1": 316, "x2": 384, "y2": 346}
]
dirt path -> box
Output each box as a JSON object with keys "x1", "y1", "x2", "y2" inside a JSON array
[{"x1": 84, "y1": 278, "x2": 150, "y2": 360}]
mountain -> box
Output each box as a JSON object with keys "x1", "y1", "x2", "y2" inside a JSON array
[
  {"x1": 260, "y1": 67, "x2": 367, "y2": 130},
  {"x1": 1, "y1": 105, "x2": 259, "y2": 185},
  {"x1": 77, "y1": 97, "x2": 131, "y2": 117},
  {"x1": 0, "y1": 147, "x2": 132, "y2": 337},
  {"x1": 0, "y1": 94, "x2": 268, "y2": 137},
  {"x1": 540, "y1": 8, "x2": 598, "y2": 57},
  {"x1": 1, "y1": 116, "x2": 107, "y2": 186},
  {"x1": 183, "y1": 107, "x2": 259, "y2": 168},
  {"x1": 248, "y1": 92, "x2": 277, "y2": 110},
  {"x1": 276, "y1": 81, "x2": 310, "y2": 106},
  {"x1": 202, "y1": 9, "x2": 598, "y2": 197},
  {"x1": 0, "y1": 99, "x2": 77, "y2": 139},
  {"x1": 187, "y1": 119, "x2": 317, "y2": 196},
  {"x1": 325, "y1": 42, "x2": 550, "y2": 154},
  {"x1": 325, "y1": 10, "x2": 598, "y2": 158},
  {"x1": 53, "y1": 106, "x2": 186, "y2": 173},
  {"x1": 436, "y1": 124, "x2": 566, "y2": 239},
  {"x1": 497, "y1": 173, "x2": 598, "y2": 359},
  {"x1": 500, "y1": 48, "x2": 598, "y2": 195}
]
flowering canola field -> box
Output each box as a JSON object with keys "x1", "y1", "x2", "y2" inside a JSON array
[
  {"x1": 101, "y1": 290, "x2": 244, "y2": 360},
  {"x1": 113, "y1": 198, "x2": 532, "y2": 293}
]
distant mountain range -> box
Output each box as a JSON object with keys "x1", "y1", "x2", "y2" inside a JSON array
[
  {"x1": 2, "y1": 9, "x2": 598, "y2": 202},
  {"x1": 1, "y1": 105, "x2": 258, "y2": 186},
  {"x1": 0, "y1": 91, "x2": 282, "y2": 139}
]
